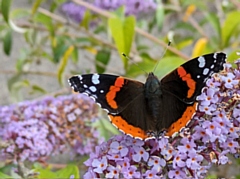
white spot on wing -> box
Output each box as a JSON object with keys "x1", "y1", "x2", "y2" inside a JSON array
[
  {"x1": 78, "y1": 75, "x2": 83, "y2": 80},
  {"x1": 83, "y1": 84, "x2": 88, "y2": 88},
  {"x1": 210, "y1": 64, "x2": 214, "y2": 69},
  {"x1": 100, "y1": 90, "x2": 104, "y2": 93},
  {"x1": 213, "y1": 53, "x2": 217, "y2": 59},
  {"x1": 203, "y1": 68, "x2": 209, "y2": 75},
  {"x1": 197, "y1": 75, "x2": 200, "y2": 78},
  {"x1": 92, "y1": 74, "x2": 100, "y2": 85},
  {"x1": 89, "y1": 86, "x2": 97, "y2": 92},
  {"x1": 198, "y1": 56, "x2": 205, "y2": 68}
]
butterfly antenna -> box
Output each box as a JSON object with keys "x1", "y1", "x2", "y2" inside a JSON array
[
  {"x1": 122, "y1": 53, "x2": 148, "y2": 75},
  {"x1": 153, "y1": 41, "x2": 171, "y2": 73}
]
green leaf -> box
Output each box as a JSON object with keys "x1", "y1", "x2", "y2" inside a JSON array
[
  {"x1": 176, "y1": 38, "x2": 193, "y2": 50},
  {"x1": 123, "y1": 16, "x2": 135, "y2": 56},
  {"x1": 0, "y1": 172, "x2": 13, "y2": 178},
  {"x1": 57, "y1": 46, "x2": 74, "y2": 85},
  {"x1": 3, "y1": 29, "x2": 12, "y2": 56},
  {"x1": 80, "y1": 10, "x2": 91, "y2": 29},
  {"x1": 1, "y1": 0, "x2": 12, "y2": 23},
  {"x1": 55, "y1": 165, "x2": 79, "y2": 178},
  {"x1": 32, "y1": 0, "x2": 44, "y2": 15},
  {"x1": 36, "y1": 169, "x2": 57, "y2": 179},
  {"x1": 108, "y1": 15, "x2": 135, "y2": 69},
  {"x1": 205, "y1": 13, "x2": 221, "y2": 42},
  {"x1": 71, "y1": 47, "x2": 79, "y2": 63},
  {"x1": 30, "y1": 85, "x2": 47, "y2": 94},
  {"x1": 156, "y1": 3, "x2": 164, "y2": 30},
  {"x1": 34, "y1": 12, "x2": 53, "y2": 34},
  {"x1": 221, "y1": 11, "x2": 240, "y2": 48},
  {"x1": 53, "y1": 39, "x2": 68, "y2": 63},
  {"x1": 154, "y1": 56, "x2": 185, "y2": 78},
  {"x1": 126, "y1": 53, "x2": 156, "y2": 77},
  {"x1": 15, "y1": 49, "x2": 30, "y2": 72},
  {"x1": 95, "y1": 50, "x2": 111, "y2": 73},
  {"x1": 36, "y1": 165, "x2": 79, "y2": 179},
  {"x1": 11, "y1": 9, "x2": 30, "y2": 19},
  {"x1": 93, "y1": 118, "x2": 119, "y2": 140}
]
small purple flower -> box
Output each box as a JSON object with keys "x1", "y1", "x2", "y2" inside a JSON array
[
  {"x1": 148, "y1": 156, "x2": 166, "y2": 172},
  {"x1": 186, "y1": 151, "x2": 203, "y2": 170},
  {"x1": 109, "y1": 141, "x2": 128, "y2": 157},
  {"x1": 143, "y1": 169, "x2": 159, "y2": 179},
  {"x1": 92, "y1": 156, "x2": 108, "y2": 173},
  {"x1": 177, "y1": 138, "x2": 196, "y2": 153},
  {"x1": 168, "y1": 168, "x2": 186, "y2": 179},
  {"x1": 132, "y1": 146, "x2": 149, "y2": 162},
  {"x1": 173, "y1": 153, "x2": 187, "y2": 168},
  {"x1": 220, "y1": 139, "x2": 239, "y2": 153},
  {"x1": 123, "y1": 165, "x2": 141, "y2": 179},
  {"x1": 197, "y1": 88, "x2": 219, "y2": 106},
  {"x1": 221, "y1": 72, "x2": 239, "y2": 88},
  {"x1": 105, "y1": 165, "x2": 120, "y2": 178}
]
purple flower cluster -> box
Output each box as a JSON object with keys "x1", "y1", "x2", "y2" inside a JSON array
[
  {"x1": 61, "y1": 0, "x2": 157, "y2": 23},
  {"x1": 95, "y1": 0, "x2": 157, "y2": 16},
  {"x1": 83, "y1": 58, "x2": 240, "y2": 178},
  {"x1": 0, "y1": 94, "x2": 103, "y2": 162}
]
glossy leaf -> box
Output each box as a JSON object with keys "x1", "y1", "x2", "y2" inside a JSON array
[
  {"x1": 3, "y1": 29, "x2": 12, "y2": 56},
  {"x1": 30, "y1": 85, "x2": 47, "y2": 94},
  {"x1": 1, "y1": 0, "x2": 12, "y2": 23},
  {"x1": 81, "y1": 10, "x2": 91, "y2": 29},
  {"x1": 221, "y1": 11, "x2": 240, "y2": 48},
  {"x1": 123, "y1": 16, "x2": 135, "y2": 57},
  {"x1": 11, "y1": 9, "x2": 30, "y2": 19},
  {"x1": 126, "y1": 53, "x2": 156, "y2": 77},
  {"x1": 34, "y1": 12, "x2": 54, "y2": 34},
  {"x1": 108, "y1": 15, "x2": 135, "y2": 69},
  {"x1": 35, "y1": 165, "x2": 79, "y2": 179},
  {"x1": 191, "y1": 38, "x2": 207, "y2": 58},
  {"x1": 156, "y1": 3, "x2": 164, "y2": 30},
  {"x1": 94, "y1": 118, "x2": 119, "y2": 140},
  {"x1": 95, "y1": 49, "x2": 111, "y2": 73},
  {"x1": 71, "y1": 47, "x2": 79, "y2": 63},
  {"x1": 154, "y1": 56, "x2": 185, "y2": 78},
  {"x1": 55, "y1": 165, "x2": 79, "y2": 179},
  {"x1": 53, "y1": 39, "x2": 68, "y2": 63},
  {"x1": 0, "y1": 172, "x2": 12, "y2": 179},
  {"x1": 57, "y1": 45, "x2": 74, "y2": 85},
  {"x1": 37, "y1": 169, "x2": 57, "y2": 178},
  {"x1": 32, "y1": 0, "x2": 43, "y2": 15}
]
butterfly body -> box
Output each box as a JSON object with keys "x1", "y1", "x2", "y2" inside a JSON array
[{"x1": 69, "y1": 52, "x2": 226, "y2": 140}]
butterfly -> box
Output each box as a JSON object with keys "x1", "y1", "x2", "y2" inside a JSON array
[{"x1": 68, "y1": 52, "x2": 226, "y2": 140}]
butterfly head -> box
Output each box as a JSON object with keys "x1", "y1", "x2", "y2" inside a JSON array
[{"x1": 144, "y1": 72, "x2": 162, "y2": 95}]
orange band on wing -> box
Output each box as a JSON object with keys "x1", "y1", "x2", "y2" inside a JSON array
[
  {"x1": 106, "y1": 77, "x2": 125, "y2": 109},
  {"x1": 177, "y1": 66, "x2": 196, "y2": 98},
  {"x1": 108, "y1": 114, "x2": 148, "y2": 140},
  {"x1": 166, "y1": 102, "x2": 197, "y2": 137}
]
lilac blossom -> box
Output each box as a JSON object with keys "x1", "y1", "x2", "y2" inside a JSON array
[
  {"x1": 0, "y1": 94, "x2": 103, "y2": 162},
  {"x1": 83, "y1": 55, "x2": 240, "y2": 178},
  {"x1": 61, "y1": 0, "x2": 157, "y2": 23}
]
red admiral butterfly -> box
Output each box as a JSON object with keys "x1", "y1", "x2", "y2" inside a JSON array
[{"x1": 69, "y1": 52, "x2": 226, "y2": 140}]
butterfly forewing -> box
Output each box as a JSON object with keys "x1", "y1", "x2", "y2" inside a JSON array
[{"x1": 161, "y1": 52, "x2": 226, "y2": 103}]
